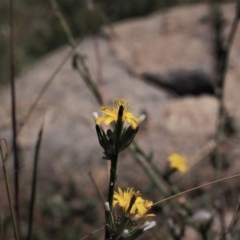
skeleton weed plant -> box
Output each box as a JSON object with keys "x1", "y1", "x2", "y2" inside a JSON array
[{"x1": 93, "y1": 98, "x2": 156, "y2": 240}]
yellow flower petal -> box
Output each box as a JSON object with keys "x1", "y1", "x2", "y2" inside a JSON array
[
  {"x1": 168, "y1": 153, "x2": 188, "y2": 173},
  {"x1": 101, "y1": 107, "x2": 117, "y2": 118},
  {"x1": 95, "y1": 98, "x2": 139, "y2": 128},
  {"x1": 114, "y1": 187, "x2": 134, "y2": 212},
  {"x1": 113, "y1": 187, "x2": 154, "y2": 220}
]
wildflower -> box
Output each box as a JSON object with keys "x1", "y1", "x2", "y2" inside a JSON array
[
  {"x1": 94, "y1": 99, "x2": 140, "y2": 158},
  {"x1": 95, "y1": 98, "x2": 139, "y2": 129},
  {"x1": 113, "y1": 187, "x2": 155, "y2": 220},
  {"x1": 104, "y1": 188, "x2": 156, "y2": 239},
  {"x1": 133, "y1": 199, "x2": 155, "y2": 220},
  {"x1": 168, "y1": 153, "x2": 188, "y2": 173},
  {"x1": 113, "y1": 188, "x2": 134, "y2": 213}
]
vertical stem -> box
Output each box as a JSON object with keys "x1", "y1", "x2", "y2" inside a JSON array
[
  {"x1": 0, "y1": 140, "x2": 19, "y2": 240},
  {"x1": 92, "y1": 33, "x2": 104, "y2": 103},
  {"x1": 9, "y1": 0, "x2": 20, "y2": 235},
  {"x1": 50, "y1": 0, "x2": 76, "y2": 47},
  {"x1": 105, "y1": 154, "x2": 118, "y2": 239},
  {"x1": 50, "y1": 0, "x2": 104, "y2": 106},
  {"x1": 106, "y1": 105, "x2": 123, "y2": 210},
  {"x1": 104, "y1": 106, "x2": 123, "y2": 239},
  {"x1": 107, "y1": 154, "x2": 118, "y2": 209},
  {"x1": 83, "y1": 0, "x2": 105, "y2": 103},
  {"x1": 212, "y1": 0, "x2": 239, "y2": 204}
]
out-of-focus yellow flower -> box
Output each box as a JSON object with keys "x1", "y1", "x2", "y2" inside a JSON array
[
  {"x1": 168, "y1": 153, "x2": 188, "y2": 173},
  {"x1": 95, "y1": 98, "x2": 139, "y2": 129},
  {"x1": 113, "y1": 187, "x2": 155, "y2": 220}
]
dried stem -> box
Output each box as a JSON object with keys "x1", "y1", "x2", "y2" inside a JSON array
[
  {"x1": 92, "y1": 33, "x2": 104, "y2": 103},
  {"x1": 27, "y1": 122, "x2": 44, "y2": 240},
  {"x1": 89, "y1": 172, "x2": 105, "y2": 208},
  {"x1": 213, "y1": 1, "x2": 239, "y2": 169},
  {"x1": 220, "y1": 194, "x2": 240, "y2": 239},
  {"x1": 49, "y1": 0, "x2": 76, "y2": 47},
  {"x1": 18, "y1": 44, "x2": 79, "y2": 133},
  {"x1": 153, "y1": 173, "x2": 240, "y2": 206},
  {"x1": 211, "y1": 3, "x2": 240, "y2": 229},
  {"x1": 50, "y1": 0, "x2": 104, "y2": 105},
  {"x1": 0, "y1": 139, "x2": 19, "y2": 240},
  {"x1": 9, "y1": 0, "x2": 21, "y2": 235},
  {"x1": 84, "y1": 0, "x2": 105, "y2": 102},
  {"x1": 129, "y1": 142, "x2": 168, "y2": 197},
  {"x1": 79, "y1": 226, "x2": 105, "y2": 240}
]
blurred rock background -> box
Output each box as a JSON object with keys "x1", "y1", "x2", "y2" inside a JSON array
[
  {"x1": 0, "y1": 0, "x2": 240, "y2": 239},
  {"x1": 1, "y1": 0, "x2": 215, "y2": 84}
]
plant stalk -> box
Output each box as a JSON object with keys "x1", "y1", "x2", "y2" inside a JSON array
[{"x1": 0, "y1": 140, "x2": 19, "y2": 240}]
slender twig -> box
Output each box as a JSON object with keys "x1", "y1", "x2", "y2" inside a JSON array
[
  {"x1": 9, "y1": 0, "x2": 21, "y2": 235},
  {"x1": 49, "y1": 0, "x2": 103, "y2": 105},
  {"x1": 79, "y1": 226, "x2": 105, "y2": 240},
  {"x1": 217, "y1": 196, "x2": 227, "y2": 238},
  {"x1": 0, "y1": 213, "x2": 4, "y2": 240},
  {"x1": 18, "y1": 44, "x2": 79, "y2": 134},
  {"x1": 84, "y1": 0, "x2": 105, "y2": 102},
  {"x1": 88, "y1": 172, "x2": 105, "y2": 208},
  {"x1": 92, "y1": 33, "x2": 104, "y2": 103},
  {"x1": 129, "y1": 143, "x2": 168, "y2": 197},
  {"x1": 153, "y1": 173, "x2": 240, "y2": 206},
  {"x1": 211, "y1": 3, "x2": 240, "y2": 229},
  {"x1": 0, "y1": 139, "x2": 19, "y2": 240},
  {"x1": 213, "y1": 1, "x2": 239, "y2": 169},
  {"x1": 220, "y1": 194, "x2": 240, "y2": 239},
  {"x1": 72, "y1": 54, "x2": 103, "y2": 104},
  {"x1": 16, "y1": 0, "x2": 104, "y2": 136},
  {"x1": 49, "y1": 0, "x2": 76, "y2": 47},
  {"x1": 27, "y1": 121, "x2": 44, "y2": 240}
]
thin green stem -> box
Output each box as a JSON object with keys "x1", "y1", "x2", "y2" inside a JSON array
[
  {"x1": 73, "y1": 54, "x2": 103, "y2": 104},
  {"x1": 49, "y1": 0, "x2": 76, "y2": 47},
  {"x1": 50, "y1": 0, "x2": 103, "y2": 105},
  {"x1": 129, "y1": 143, "x2": 168, "y2": 197},
  {"x1": 107, "y1": 154, "x2": 118, "y2": 209},
  {"x1": 105, "y1": 154, "x2": 118, "y2": 239}
]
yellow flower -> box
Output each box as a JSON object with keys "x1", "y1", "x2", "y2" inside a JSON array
[
  {"x1": 113, "y1": 187, "x2": 155, "y2": 220},
  {"x1": 168, "y1": 153, "x2": 188, "y2": 173},
  {"x1": 113, "y1": 187, "x2": 134, "y2": 212},
  {"x1": 132, "y1": 199, "x2": 155, "y2": 220},
  {"x1": 95, "y1": 98, "x2": 139, "y2": 129}
]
